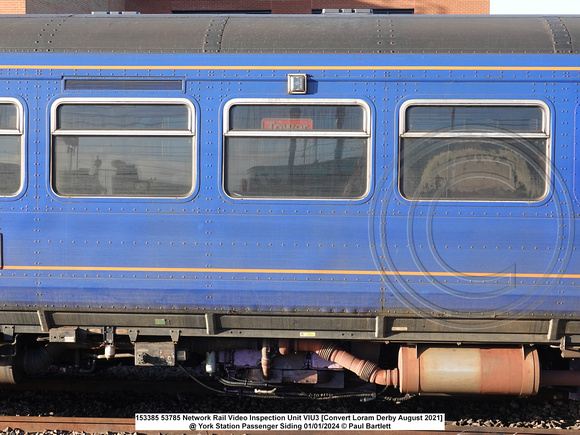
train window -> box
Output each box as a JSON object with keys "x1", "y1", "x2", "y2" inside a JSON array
[
  {"x1": 0, "y1": 101, "x2": 24, "y2": 196},
  {"x1": 399, "y1": 101, "x2": 550, "y2": 201},
  {"x1": 224, "y1": 100, "x2": 371, "y2": 199},
  {"x1": 51, "y1": 99, "x2": 195, "y2": 198}
]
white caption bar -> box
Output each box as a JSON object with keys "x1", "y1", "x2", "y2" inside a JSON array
[{"x1": 135, "y1": 413, "x2": 445, "y2": 431}]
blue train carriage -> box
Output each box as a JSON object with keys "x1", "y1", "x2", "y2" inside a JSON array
[{"x1": 0, "y1": 12, "x2": 578, "y2": 397}]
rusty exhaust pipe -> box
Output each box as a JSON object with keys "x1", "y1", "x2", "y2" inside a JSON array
[
  {"x1": 540, "y1": 369, "x2": 580, "y2": 387},
  {"x1": 278, "y1": 339, "x2": 398, "y2": 387},
  {"x1": 261, "y1": 339, "x2": 271, "y2": 380},
  {"x1": 398, "y1": 345, "x2": 540, "y2": 396},
  {"x1": 279, "y1": 340, "x2": 580, "y2": 395}
]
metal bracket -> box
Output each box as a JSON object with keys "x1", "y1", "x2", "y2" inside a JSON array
[
  {"x1": 2, "y1": 326, "x2": 14, "y2": 342},
  {"x1": 560, "y1": 336, "x2": 580, "y2": 358},
  {"x1": 135, "y1": 342, "x2": 175, "y2": 366},
  {"x1": 37, "y1": 310, "x2": 50, "y2": 333},
  {"x1": 49, "y1": 327, "x2": 78, "y2": 343},
  {"x1": 128, "y1": 329, "x2": 139, "y2": 343},
  {"x1": 0, "y1": 334, "x2": 18, "y2": 359},
  {"x1": 169, "y1": 329, "x2": 181, "y2": 343},
  {"x1": 547, "y1": 318, "x2": 561, "y2": 341},
  {"x1": 375, "y1": 316, "x2": 385, "y2": 338},
  {"x1": 205, "y1": 313, "x2": 216, "y2": 335},
  {"x1": 104, "y1": 326, "x2": 115, "y2": 345}
]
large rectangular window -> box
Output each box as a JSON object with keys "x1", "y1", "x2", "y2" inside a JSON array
[
  {"x1": 224, "y1": 100, "x2": 371, "y2": 199},
  {"x1": 399, "y1": 100, "x2": 550, "y2": 201},
  {"x1": 51, "y1": 99, "x2": 195, "y2": 198},
  {"x1": 0, "y1": 100, "x2": 23, "y2": 196}
]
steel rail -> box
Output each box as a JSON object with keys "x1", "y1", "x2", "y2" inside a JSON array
[
  {"x1": 0, "y1": 417, "x2": 577, "y2": 435},
  {"x1": 0, "y1": 416, "x2": 134, "y2": 433}
]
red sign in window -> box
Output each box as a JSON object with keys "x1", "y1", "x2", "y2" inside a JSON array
[{"x1": 261, "y1": 119, "x2": 313, "y2": 130}]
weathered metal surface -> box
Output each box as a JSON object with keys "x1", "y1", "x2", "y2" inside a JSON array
[
  {"x1": 0, "y1": 14, "x2": 573, "y2": 54},
  {"x1": 398, "y1": 346, "x2": 540, "y2": 395}
]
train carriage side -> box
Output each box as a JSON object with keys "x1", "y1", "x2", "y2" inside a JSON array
[{"x1": 0, "y1": 13, "x2": 578, "y2": 396}]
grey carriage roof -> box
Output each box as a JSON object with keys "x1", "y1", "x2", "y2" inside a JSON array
[{"x1": 0, "y1": 13, "x2": 577, "y2": 54}]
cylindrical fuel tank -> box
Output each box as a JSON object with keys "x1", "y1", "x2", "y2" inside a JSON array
[{"x1": 398, "y1": 345, "x2": 539, "y2": 395}]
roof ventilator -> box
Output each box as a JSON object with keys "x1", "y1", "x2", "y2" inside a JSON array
[
  {"x1": 322, "y1": 9, "x2": 373, "y2": 14},
  {"x1": 91, "y1": 11, "x2": 140, "y2": 15}
]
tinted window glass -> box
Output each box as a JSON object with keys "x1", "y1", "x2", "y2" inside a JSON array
[
  {"x1": 230, "y1": 105, "x2": 365, "y2": 131},
  {"x1": 400, "y1": 138, "x2": 547, "y2": 200},
  {"x1": 226, "y1": 137, "x2": 367, "y2": 198},
  {"x1": 0, "y1": 136, "x2": 21, "y2": 195},
  {"x1": 52, "y1": 102, "x2": 194, "y2": 198},
  {"x1": 0, "y1": 103, "x2": 22, "y2": 196},
  {"x1": 400, "y1": 103, "x2": 549, "y2": 201},
  {"x1": 0, "y1": 104, "x2": 17, "y2": 129},
  {"x1": 405, "y1": 106, "x2": 543, "y2": 132},
  {"x1": 57, "y1": 104, "x2": 189, "y2": 130},
  {"x1": 53, "y1": 136, "x2": 192, "y2": 197},
  {"x1": 225, "y1": 102, "x2": 370, "y2": 199}
]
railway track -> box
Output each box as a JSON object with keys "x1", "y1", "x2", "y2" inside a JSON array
[
  {"x1": 1, "y1": 372, "x2": 579, "y2": 433},
  {"x1": 0, "y1": 416, "x2": 577, "y2": 434},
  {"x1": 1, "y1": 376, "x2": 211, "y2": 394}
]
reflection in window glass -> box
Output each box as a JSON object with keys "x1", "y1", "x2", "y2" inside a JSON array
[
  {"x1": 53, "y1": 136, "x2": 192, "y2": 197},
  {"x1": 224, "y1": 102, "x2": 370, "y2": 199},
  {"x1": 226, "y1": 137, "x2": 367, "y2": 198},
  {"x1": 230, "y1": 105, "x2": 365, "y2": 131},
  {"x1": 0, "y1": 136, "x2": 22, "y2": 195},
  {"x1": 57, "y1": 104, "x2": 189, "y2": 130},
  {"x1": 0, "y1": 103, "x2": 22, "y2": 196},
  {"x1": 400, "y1": 138, "x2": 546, "y2": 200},
  {"x1": 0, "y1": 104, "x2": 17, "y2": 129},
  {"x1": 405, "y1": 106, "x2": 544, "y2": 132},
  {"x1": 52, "y1": 102, "x2": 194, "y2": 197},
  {"x1": 399, "y1": 103, "x2": 549, "y2": 201}
]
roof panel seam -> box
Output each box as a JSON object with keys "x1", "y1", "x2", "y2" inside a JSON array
[
  {"x1": 544, "y1": 16, "x2": 573, "y2": 54},
  {"x1": 204, "y1": 17, "x2": 228, "y2": 53}
]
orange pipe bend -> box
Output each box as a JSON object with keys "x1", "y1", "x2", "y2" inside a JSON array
[{"x1": 278, "y1": 339, "x2": 398, "y2": 387}]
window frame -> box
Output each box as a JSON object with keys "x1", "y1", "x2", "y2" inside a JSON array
[
  {"x1": 397, "y1": 99, "x2": 551, "y2": 203},
  {"x1": 50, "y1": 97, "x2": 196, "y2": 199},
  {"x1": 222, "y1": 98, "x2": 372, "y2": 201},
  {"x1": 0, "y1": 98, "x2": 25, "y2": 198}
]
